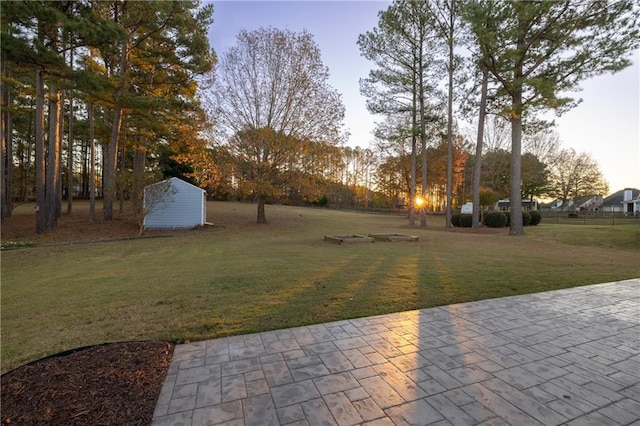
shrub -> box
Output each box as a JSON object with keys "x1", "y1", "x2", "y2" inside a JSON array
[
  {"x1": 483, "y1": 211, "x2": 507, "y2": 228},
  {"x1": 502, "y1": 211, "x2": 534, "y2": 226},
  {"x1": 529, "y1": 210, "x2": 542, "y2": 226},
  {"x1": 1, "y1": 241, "x2": 33, "y2": 251},
  {"x1": 459, "y1": 214, "x2": 472, "y2": 227},
  {"x1": 313, "y1": 195, "x2": 328, "y2": 206},
  {"x1": 451, "y1": 213, "x2": 461, "y2": 227}
]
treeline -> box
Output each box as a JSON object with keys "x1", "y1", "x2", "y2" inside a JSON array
[
  {"x1": 357, "y1": 0, "x2": 637, "y2": 234},
  {"x1": 2, "y1": 1, "x2": 637, "y2": 234},
  {"x1": 1, "y1": 1, "x2": 214, "y2": 232}
]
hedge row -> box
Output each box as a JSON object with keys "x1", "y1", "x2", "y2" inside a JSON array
[{"x1": 451, "y1": 211, "x2": 542, "y2": 228}]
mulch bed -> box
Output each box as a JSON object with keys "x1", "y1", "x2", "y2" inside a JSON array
[
  {"x1": 2, "y1": 210, "x2": 181, "y2": 425},
  {"x1": 1, "y1": 341, "x2": 174, "y2": 425}
]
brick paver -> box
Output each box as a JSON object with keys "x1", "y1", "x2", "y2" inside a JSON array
[{"x1": 153, "y1": 278, "x2": 640, "y2": 425}]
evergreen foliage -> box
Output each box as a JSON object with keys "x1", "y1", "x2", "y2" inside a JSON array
[
  {"x1": 451, "y1": 213, "x2": 461, "y2": 227},
  {"x1": 529, "y1": 210, "x2": 542, "y2": 226},
  {"x1": 459, "y1": 213, "x2": 472, "y2": 227},
  {"x1": 483, "y1": 211, "x2": 507, "y2": 228}
]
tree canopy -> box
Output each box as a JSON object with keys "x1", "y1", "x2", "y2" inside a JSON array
[
  {"x1": 212, "y1": 27, "x2": 345, "y2": 223},
  {"x1": 1, "y1": 0, "x2": 215, "y2": 231},
  {"x1": 462, "y1": 0, "x2": 639, "y2": 234}
]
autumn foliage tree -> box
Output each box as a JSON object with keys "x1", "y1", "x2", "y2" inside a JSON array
[
  {"x1": 212, "y1": 28, "x2": 345, "y2": 223},
  {"x1": 1, "y1": 0, "x2": 215, "y2": 232}
]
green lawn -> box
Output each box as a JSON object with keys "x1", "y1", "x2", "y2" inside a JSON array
[{"x1": 2, "y1": 201, "x2": 639, "y2": 372}]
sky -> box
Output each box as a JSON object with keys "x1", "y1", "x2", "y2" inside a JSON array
[{"x1": 207, "y1": 1, "x2": 640, "y2": 194}]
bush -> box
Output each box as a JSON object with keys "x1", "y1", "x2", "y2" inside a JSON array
[
  {"x1": 459, "y1": 214, "x2": 472, "y2": 227},
  {"x1": 529, "y1": 210, "x2": 542, "y2": 226},
  {"x1": 483, "y1": 212, "x2": 507, "y2": 228},
  {"x1": 502, "y1": 211, "x2": 534, "y2": 226},
  {"x1": 312, "y1": 195, "x2": 328, "y2": 206},
  {"x1": 451, "y1": 213, "x2": 461, "y2": 227}
]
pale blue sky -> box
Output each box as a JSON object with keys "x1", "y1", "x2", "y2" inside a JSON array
[{"x1": 207, "y1": 1, "x2": 640, "y2": 193}]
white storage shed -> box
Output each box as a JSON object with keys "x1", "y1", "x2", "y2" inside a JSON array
[{"x1": 143, "y1": 177, "x2": 206, "y2": 230}]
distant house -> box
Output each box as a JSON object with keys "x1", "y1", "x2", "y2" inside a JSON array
[
  {"x1": 620, "y1": 189, "x2": 640, "y2": 216},
  {"x1": 495, "y1": 198, "x2": 537, "y2": 211},
  {"x1": 143, "y1": 177, "x2": 207, "y2": 230},
  {"x1": 540, "y1": 195, "x2": 602, "y2": 212},
  {"x1": 602, "y1": 188, "x2": 640, "y2": 214},
  {"x1": 538, "y1": 199, "x2": 564, "y2": 211}
]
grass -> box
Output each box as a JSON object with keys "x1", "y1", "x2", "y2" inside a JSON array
[{"x1": 2, "y1": 201, "x2": 639, "y2": 372}]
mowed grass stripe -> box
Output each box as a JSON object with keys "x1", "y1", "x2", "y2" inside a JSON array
[{"x1": 1, "y1": 201, "x2": 638, "y2": 372}]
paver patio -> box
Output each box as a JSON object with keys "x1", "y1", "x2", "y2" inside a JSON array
[{"x1": 153, "y1": 278, "x2": 640, "y2": 425}]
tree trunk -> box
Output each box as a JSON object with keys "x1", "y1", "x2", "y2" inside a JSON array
[
  {"x1": 104, "y1": 20, "x2": 128, "y2": 221},
  {"x1": 445, "y1": 4, "x2": 454, "y2": 228},
  {"x1": 46, "y1": 84, "x2": 61, "y2": 231},
  {"x1": 132, "y1": 140, "x2": 146, "y2": 217},
  {"x1": 21, "y1": 98, "x2": 34, "y2": 203},
  {"x1": 89, "y1": 103, "x2": 96, "y2": 222},
  {"x1": 104, "y1": 107, "x2": 122, "y2": 221},
  {"x1": 1, "y1": 85, "x2": 5, "y2": 224},
  {"x1": 1, "y1": 61, "x2": 11, "y2": 222},
  {"x1": 56, "y1": 89, "x2": 64, "y2": 219},
  {"x1": 419, "y1": 53, "x2": 427, "y2": 227},
  {"x1": 66, "y1": 69, "x2": 74, "y2": 214},
  {"x1": 35, "y1": 70, "x2": 47, "y2": 234},
  {"x1": 118, "y1": 142, "x2": 125, "y2": 215},
  {"x1": 257, "y1": 194, "x2": 267, "y2": 223},
  {"x1": 472, "y1": 66, "x2": 488, "y2": 228},
  {"x1": 509, "y1": 93, "x2": 524, "y2": 235},
  {"x1": 409, "y1": 75, "x2": 417, "y2": 226}
]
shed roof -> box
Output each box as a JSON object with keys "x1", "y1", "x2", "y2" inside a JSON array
[{"x1": 147, "y1": 177, "x2": 205, "y2": 193}]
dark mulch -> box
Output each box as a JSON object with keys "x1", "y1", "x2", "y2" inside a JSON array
[{"x1": 1, "y1": 341, "x2": 174, "y2": 425}]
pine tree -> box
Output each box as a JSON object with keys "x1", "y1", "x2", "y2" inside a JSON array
[{"x1": 463, "y1": 0, "x2": 639, "y2": 235}]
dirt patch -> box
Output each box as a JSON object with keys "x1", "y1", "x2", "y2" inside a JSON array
[
  {"x1": 1, "y1": 206, "x2": 203, "y2": 247},
  {"x1": 1, "y1": 341, "x2": 173, "y2": 425}
]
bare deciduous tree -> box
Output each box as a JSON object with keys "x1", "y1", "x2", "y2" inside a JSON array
[
  {"x1": 549, "y1": 148, "x2": 609, "y2": 211},
  {"x1": 212, "y1": 27, "x2": 345, "y2": 223}
]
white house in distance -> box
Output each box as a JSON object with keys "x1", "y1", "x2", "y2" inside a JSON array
[
  {"x1": 621, "y1": 189, "x2": 640, "y2": 216},
  {"x1": 602, "y1": 188, "x2": 640, "y2": 214},
  {"x1": 143, "y1": 177, "x2": 206, "y2": 230}
]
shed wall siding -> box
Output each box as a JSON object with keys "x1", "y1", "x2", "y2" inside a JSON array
[{"x1": 143, "y1": 178, "x2": 205, "y2": 229}]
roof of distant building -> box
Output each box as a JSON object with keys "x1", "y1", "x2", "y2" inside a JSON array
[{"x1": 602, "y1": 188, "x2": 640, "y2": 206}]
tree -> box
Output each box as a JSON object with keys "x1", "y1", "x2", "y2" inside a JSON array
[
  {"x1": 481, "y1": 148, "x2": 511, "y2": 198},
  {"x1": 524, "y1": 128, "x2": 560, "y2": 167},
  {"x1": 2, "y1": 1, "x2": 214, "y2": 232},
  {"x1": 212, "y1": 28, "x2": 345, "y2": 223},
  {"x1": 139, "y1": 178, "x2": 177, "y2": 235},
  {"x1": 359, "y1": 0, "x2": 444, "y2": 227},
  {"x1": 424, "y1": 0, "x2": 464, "y2": 227},
  {"x1": 463, "y1": 0, "x2": 639, "y2": 235},
  {"x1": 470, "y1": 64, "x2": 488, "y2": 228},
  {"x1": 521, "y1": 152, "x2": 550, "y2": 203},
  {"x1": 97, "y1": 0, "x2": 214, "y2": 221},
  {"x1": 1, "y1": 1, "x2": 74, "y2": 233},
  {"x1": 548, "y1": 148, "x2": 608, "y2": 210}
]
